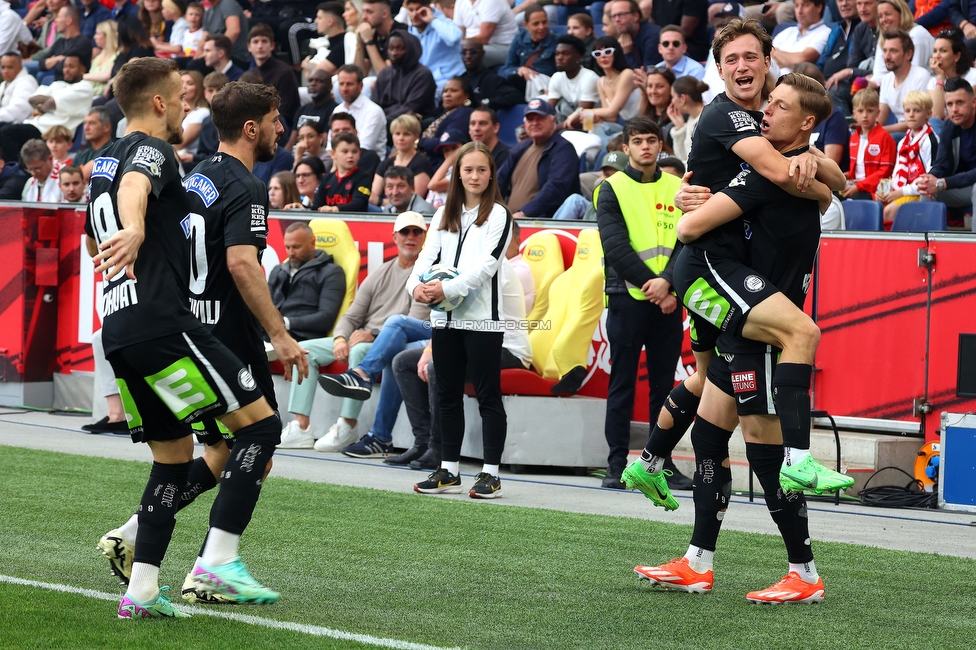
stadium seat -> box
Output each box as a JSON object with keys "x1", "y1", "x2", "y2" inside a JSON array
[
  {"x1": 891, "y1": 202, "x2": 947, "y2": 232},
  {"x1": 309, "y1": 218, "x2": 360, "y2": 331},
  {"x1": 498, "y1": 104, "x2": 527, "y2": 147},
  {"x1": 843, "y1": 200, "x2": 883, "y2": 231},
  {"x1": 550, "y1": 25, "x2": 569, "y2": 35},
  {"x1": 529, "y1": 229, "x2": 604, "y2": 385},
  {"x1": 521, "y1": 231, "x2": 566, "y2": 326},
  {"x1": 771, "y1": 21, "x2": 796, "y2": 38}
]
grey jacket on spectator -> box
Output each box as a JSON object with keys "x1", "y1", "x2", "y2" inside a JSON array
[{"x1": 268, "y1": 249, "x2": 346, "y2": 340}]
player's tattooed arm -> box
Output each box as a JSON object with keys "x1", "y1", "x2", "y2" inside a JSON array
[
  {"x1": 92, "y1": 172, "x2": 149, "y2": 280},
  {"x1": 227, "y1": 244, "x2": 310, "y2": 384},
  {"x1": 675, "y1": 193, "x2": 743, "y2": 244}
]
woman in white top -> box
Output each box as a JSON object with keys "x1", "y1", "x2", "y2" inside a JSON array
[
  {"x1": 409, "y1": 141, "x2": 512, "y2": 499},
  {"x1": 176, "y1": 70, "x2": 211, "y2": 163},
  {"x1": 590, "y1": 36, "x2": 640, "y2": 135},
  {"x1": 927, "y1": 29, "x2": 976, "y2": 119},
  {"x1": 667, "y1": 76, "x2": 709, "y2": 165},
  {"x1": 872, "y1": 0, "x2": 934, "y2": 77},
  {"x1": 83, "y1": 21, "x2": 119, "y2": 96}
]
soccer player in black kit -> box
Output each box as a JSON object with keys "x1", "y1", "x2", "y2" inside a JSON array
[{"x1": 86, "y1": 58, "x2": 307, "y2": 619}]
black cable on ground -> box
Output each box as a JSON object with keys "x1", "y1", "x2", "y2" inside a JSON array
[{"x1": 858, "y1": 466, "x2": 938, "y2": 509}]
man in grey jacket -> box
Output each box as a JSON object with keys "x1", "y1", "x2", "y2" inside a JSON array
[{"x1": 268, "y1": 222, "x2": 346, "y2": 341}]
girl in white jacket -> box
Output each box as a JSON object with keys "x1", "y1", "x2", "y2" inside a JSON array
[{"x1": 408, "y1": 141, "x2": 512, "y2": 499}]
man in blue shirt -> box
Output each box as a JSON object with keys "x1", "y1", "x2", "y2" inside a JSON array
[
  {"x1": 658, "y1": 24, "x2": 705, "y2": 80},
  {"x1": 608, "y1": 0, "x2": 662, "y2": 69},
  {"x1": 406, "y1": 0, "x2": 465, "y2": 99},
  {"x1": 79, "y1": 0, "x2": 112, "y2": 42}
]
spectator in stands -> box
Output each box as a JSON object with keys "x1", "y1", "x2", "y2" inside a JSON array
[
  {"x1": 916, "y1": 76, "x2": 976, "y2": 215},
  {"x1": 607, "y1": 0, "x2": 662, "y2": 69},
  {"x1": 818, "y1": 0, "x2": 861, "y2": 95},
  {"x1": 104, "y1": 16, "x2": 154, "y2": 99},
  {"x1": 500, "y1": 5, "x2": 558, "y2": 101},
  {"x1": 382, "y1": 165, "x2": 436, "y2": 213},
  {"x1": 307, "y1": 2, "x2": 354, "y2": 76},
  {"x1": 640, "y1": 66, "x2": 675, "y2": 136},
  {"x1": 552, "y1": 149, "x2": 628, "y2": 220},
  {"x1": 279, "y1": 213, "x2": 430, "y2": 452},
  {"x1": 549, "y1": 35, "x2": 600, "y2": 127},
  {"x1": 498, "y1": 99, "x2": 580, "y2": 218},
  {"x1": 181, "y1": 2, "x2": 207, "y2": 60},
  {"x1": 269, "y1": 170, "x2": 302, "y2": 209},
  {"x1": 112, "y1": 0, "x2": 139, "y2": 21},
  {"x1": 667, "y1": 76, "x2": 708, "y2": 164},
  {"x1": 928, "y1": 28, "x2": 976, "y2": 119},
  {"x1": 23, "y1": 0, "x2": 68, "y2": 66},
  {"x1": 656, "y1": 25, "x2": 705, "y2": 82},
  {"x1": 152, "y1": 0, "x2": 190, "y2": 58},
  {"x1": 460, "y1": 38, "x2": 523, "y2": 110},
  {"x1": 43, "y1": 124, "x2": 72, "y2": 166},
  {"x1": 58, "y1": 163, "x2": 85, "y2": 202},
  {"x1": 0, "y1": 53, "x2": 38, "y2": 126},
  {"x1": 288, "y1": 71, "x2": 337, "y2": 154},
  {"x1": 0, "y1": 1, "x2": 32, "y2": 58},
  {"x1": 332, "y1": 64, "x2": 387, "y2": 152},
  {"x1": 294, "y1": 120, "x2": 330, "y2": 168},
  {"x1": 20, "y1": 138, "x2": 62, "y2": 202},
  {"x1": 287, "y1": 156, "x2": 327, "y2": 208},
  {"x1": 23, "y1": 54, "x2": 93, "y2": 133},
  {"x1": 83, "y1": 20, "x2": 118, "y2": 97},
  {"x1": 0, "y1": 145, "x2": 28, "y2": 199},
  {"x1": 419, "y1": 76, "x2": 474, "y2": 169},
  {"x1": 469, "y1": 105, "x2": 510, "y2": 167},
  {"x1": 879, "y1": 90, "x2": 938, "y2": 223},
  {"x1": 505, "y1": 219, "x2": 534, "y2": 312},
  {"x1": 845, "y1": 87, "x2": 896, "y2": 198},
  {"x1": 372, "y1": 114, "x2": 433, "y2": 204},
  {"x1": 35, "y1": 4, "x2": 92, "y2": 86},
  {"x1": 915, "y1": 0, "x2": 953, "y2": 36},
  {"x1": 948, "y1": 0, "x2": 976, "y2": 56},
  {"x1": 770, "y1": 0, "x2": 831, "y2": 74},
  {"x1": 567, "y1": 13, "x2": 598, "y2": 70},
  {"x1": 657, "y1": 156, "x2": 685, "y2": 177},
  {"x1": 874, "y1": 0, "x2": 935, "y2": 78},
  {"x1": 139, "y1": 0, "x2": 167, "y2": 44},
  {"x1": 72, "y1": 107, "x2": 112, "y2": 170},
  {"x1": 579, "y1": 132, "x2": 625, "y2": 197},
  {"x1": 743, "y1": 0, "x2": 795, "y2": 31},
  {"x1": 825, "y1": 0, "x2": 881, "y2": 112},
  {"x1": 878, "y1": 29, "x2": 933, "y2": 133},
  {"x1": 314, "y1": 132, "x2": 372, "y2": 211},
  {"x1": 203, "y1": 0, "x2": 250, "y2": 68},
  {"x1": 406, "y1": 0, "x2": 465, "y2": 98},
  {"x1": 373, "y1": 32, "x2": 437, "y2": 123},
  {"x1": 589, "y1": 36, "x2": 641, "y2": 138},
  {"x1": 355, "y1": 0, "x2": 408, "y2": 76},
  {"x1": 454, "y1": 0, "x2": 519, "y2": 67},
  {"x1": 79, "y1": 0, "x2": 112, "y2": 42},
  {"x1": 426, "y1": 128, "x2": 465, "y2": 200},
  {"x1": 202, "y1": 34, "x2": 244, "y2": 82},
  {"x1": 328, "y1": 111, "x2": 382, "y2": 176},
  {"x1": 247, "y1": 24, "x2": 301, "y2": 129},
  {"x1": 794, "y1": 62, "x2": 851, "y2": 170},
  {"x1": 345, "y1": 0, "x2": 364, "y2": 30},
  {"x1": 651, "y1": 1, "x2": 710, "y2": 63},
  {"x1": 190, "y1": 71, "x2": 228, "y2": 164},
  {"x1": 175, "y1": 70, "x2": 210, "y2": 163},
  {"x1": 268, "y1": 221, "x2": 347, "y2": 344}
]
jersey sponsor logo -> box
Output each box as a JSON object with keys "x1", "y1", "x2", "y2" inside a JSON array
[
  {"x1": 132, "y1": 145, "x2": 166, "y2": 177},
  {"x1": 743, "y1": 219, "x2": 753, "y2": 240},
  {"x1": 728, "y1": 110, "x2": 758, "y2": 133},
  {"x1": 90, "y1": 157, "x2": 119, "y2": 181},
  {"x1": 729, "y1": 168, "x2": 752, "y2": 188},
  {"x1": 180, "y1": 214, "x2": 192, "y2": 239},
  {"x1": 183, "y1": 173, "x2": 220, "y2": 207},
  {"x1": 238, "y1": 368, "x2": 256, "y2": 391},
  {"x1": 296, "y1": 115, "x2": 321, "y2": 129},
  {"x1": 744, "y1": 274, "x2": 765, "y2": 292},
  {"x1": 250, "y1": 203, "x2": 266, "y2": 233},
  {"x1": 867, "y1": 143, "x2": 881, "y2": 156},
  {"x1": 357, "y1": 185, "x2": 370, "y2": 195},
  {"x1": 731, "y1": 371, "x2": 757, "y2": 393}
]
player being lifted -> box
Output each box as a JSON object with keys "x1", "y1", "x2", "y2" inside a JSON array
[
  {"x1": 622, "y1": 20, "x2": 852, "y2": 509},
  {"x1": 86, "y1": 58, "x2": 307, "y2": 619}
]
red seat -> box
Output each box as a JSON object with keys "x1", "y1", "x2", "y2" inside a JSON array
[{"x1": 463, "y1": 368, "x2": 576, "y2": 397}]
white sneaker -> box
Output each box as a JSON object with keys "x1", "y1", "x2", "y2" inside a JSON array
[
  {"x1": 313, "y1": 417, "x2": 358, "y2": 452},
  {"x1": 278, "y1": 420, "x2": 313, "y2": 448}
]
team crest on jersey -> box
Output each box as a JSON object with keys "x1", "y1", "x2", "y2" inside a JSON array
[
  {"x1": 868, "y1": 144, "x2": 881, "y2": 156},
  {"x1": 91, "y1": 157, "x2": 119, "y2": 181},
  {"x1": 238, "y1": 368, "x2": 256, "y2": 391},
  {"x1": 744, "y1": 275, "x2": 765, "y2": 292},
  {"x1": 132, "y1": 145, "x2": 166, "y2": 177},
  {"x1": 250, "y1": 204, "x2": 266, "y2": 232},
  {"x1": 728, "y1": 110, "x2": 757, "y2": 133},
  {"x1": 183, "y1": 173, "x2": 220, "y2": 207}
]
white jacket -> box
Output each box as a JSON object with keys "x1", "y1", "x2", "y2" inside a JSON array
[
  {"x1": 0, "y1": 68, "x2": 38, "y2": 124},
  {"x1": 408, "y1": 202, "x2": 511, "y2": 330},
  {"x1": 23, "y1": 80, "x2": 95, "y2": 133},
  {"x1": 499, "y1": 257, "x2": 531, "y2": 367},
  {"x1": 0, "y1": 1, "x2": 31, "y2": 59}
]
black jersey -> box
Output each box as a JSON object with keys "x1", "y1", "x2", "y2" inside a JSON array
[
  {"x1": 85, "y1": 132, "x2": 202, "y2": 355},
  {"x1": 312, "y1": 165, "x2": 372, "y2": 211},
  {"x1": 686, "y1": 92, "x2": 765, "y2": 258},
  {"x1": 183, "y1": 152, "x2": 270, "y2": 374}
]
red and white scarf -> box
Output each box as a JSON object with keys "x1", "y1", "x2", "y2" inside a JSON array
[{"x1": 892, "y1": 122, "x2": 934, "y2": 190}]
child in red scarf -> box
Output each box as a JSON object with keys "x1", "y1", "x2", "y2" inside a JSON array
[{"x1": 878, "y1": 90, "x2": 939, "y2": 227}]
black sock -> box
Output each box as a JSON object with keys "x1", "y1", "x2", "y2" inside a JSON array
[
  {"x1": 208, "y1": 416, "x2": 279, "y2": 535},
  {"x1": 132, "y1": 460, "x2": 193, "y2": 566},
  {"x1": 176, "y1": 456, "x2": 218, "y2": 513},
  {"x1": 688, "y1": 418, "x2": 733, "y2": 553},
  {"x1": 772, "y1": 363, "x2": 812, "y2": 451},
  {"x1": 746, "y1": 442, "x2": 814, "y2": 564},
  {"x1": 643, "y1": 381, "x2": 701, "y2": 459}
]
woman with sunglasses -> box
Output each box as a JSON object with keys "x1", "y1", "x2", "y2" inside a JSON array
[
  {"x1": 284, "y1": 157, "x2": 327, "y2": 210},
  {"x1": 587, "y1": 36, "x2": 641, "y2": 140},
  {"x1": 928, "y1": 29, "x2": 976, "y2": 118}
]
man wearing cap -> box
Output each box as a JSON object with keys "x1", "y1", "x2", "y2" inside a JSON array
[
  {"x1": 497, "y1": 99, "x2": 580, "y2": 219},
  {"x1": 553, "y1": 149, "x2": 627, "y2": 220},
  {"x1": 278, "y1": 212, "x2": 432, "y2": 452}
]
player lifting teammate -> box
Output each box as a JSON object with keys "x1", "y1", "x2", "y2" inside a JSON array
[
  {"x1": 86, "y1": 58, "x2": 307, "y2": 619},
  {"x1": 622, "y1": 19, "x2": 852, "y2": 510}
]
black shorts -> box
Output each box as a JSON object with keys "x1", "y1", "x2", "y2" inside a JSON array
[
  {"x1": 191, "y1": 357, "x2": 277, "y2": 447},
  {"x1": 108, "y1": 328, "x2": 264, "y2": 444},
  {"x1": 673, "y1": 247, "x2": 780, "y2": 345},
  {"x1": 706, "y1": 348, "x2": 779, "y2": 417}
]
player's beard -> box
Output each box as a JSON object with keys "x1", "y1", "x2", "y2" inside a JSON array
[
  {"x1": 166, "y1": 116, "x2": 184, "y2": 145},
  {"x1": 256, "y1": 131, "x2": 277, "y2": 163}
]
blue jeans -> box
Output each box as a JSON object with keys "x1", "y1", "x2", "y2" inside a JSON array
[
  {"x1": 553, "y1": 193, "x2": 589, "y2": 220},
  {"x1": 360, "y1": 314, "x2": 431, "y2": 441}
]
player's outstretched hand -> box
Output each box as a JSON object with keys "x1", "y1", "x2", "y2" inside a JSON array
[
  {"x1": 92, "y1": 227, "x2": 144, "y2": 280},
  {"x1": 789, "y1": 151, "x2": 819, "y2": 192},
  {"x1": 272, "y1": 333, "x2": 309, "y2": 384},
  {"x1": 674, "y1": 171, "x2": 710, "y2": 212}
]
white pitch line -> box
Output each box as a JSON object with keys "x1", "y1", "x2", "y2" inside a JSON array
[{"x1": 0, "y1": 575, "x2": 459, "y2": 650}]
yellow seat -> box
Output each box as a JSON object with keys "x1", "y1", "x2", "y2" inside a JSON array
[
  {"x1": 529, "y1": 229, "x2": 605, "y2": 381},
  {"x1": 309, "y1": 218, "x2": 360, "y2": 333},
  {"x1": 521, "y1": 231, "x2": 565, "y2": 326}
]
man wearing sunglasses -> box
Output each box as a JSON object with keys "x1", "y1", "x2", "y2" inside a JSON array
[
  {"x1": 278, "y1": 212, "x2": 432, "y2": 454},
  {"x1": 657, "y1": 25, "x2": 706, "y2": 80}
]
